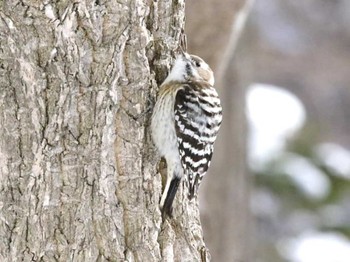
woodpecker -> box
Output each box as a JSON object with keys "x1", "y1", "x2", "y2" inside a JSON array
[{"x1": 151, "y1": 50, "x2": 222, "y2": 216}]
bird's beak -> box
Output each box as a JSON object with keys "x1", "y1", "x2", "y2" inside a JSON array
[
  {"x1": 175, "y1": 45, "x2": 185, "y2": 58},
  {"x1": 175, "y1": 33, "x2": 187, "y2": 58}
]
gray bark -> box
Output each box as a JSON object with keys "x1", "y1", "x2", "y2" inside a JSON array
[{"x1": 0, "y1": 1, "x2": 208, "y2": 261}]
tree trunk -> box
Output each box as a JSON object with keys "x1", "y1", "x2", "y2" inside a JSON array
[{"x1": 0, "y1": 1, "x2": 208, "y2": 261}]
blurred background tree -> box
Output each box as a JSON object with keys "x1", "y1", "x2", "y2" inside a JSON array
[
  {"x1": 249, "y1": 0, "x2": 350, "y2": 261},
  {"x1": 187, "y1": 0, "x2": 350, "y2": 261}
]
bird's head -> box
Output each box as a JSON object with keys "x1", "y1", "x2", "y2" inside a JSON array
[{"x1": 163, "y1": 50, "x2": 214, "y2": 86}]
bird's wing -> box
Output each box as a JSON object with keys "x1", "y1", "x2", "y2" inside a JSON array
[{"x1": 174, "y1": 81, "x2": 222, "y2": 198}]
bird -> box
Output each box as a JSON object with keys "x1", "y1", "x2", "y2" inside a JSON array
[{"x1": 151, "y1": 49, "x2": 222, "y2": 217}]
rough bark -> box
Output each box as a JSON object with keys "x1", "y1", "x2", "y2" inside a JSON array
[
  {"x1": 0, "y1": 1, "x2": 208, "y2": 261},
  {"x1": 186, "y1": 0, "x2": 254, "y2": 261}
]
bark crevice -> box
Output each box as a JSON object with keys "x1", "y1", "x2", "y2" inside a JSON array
[{"x1": 0, "y1": 1, "x2": 211, "y2": 261}]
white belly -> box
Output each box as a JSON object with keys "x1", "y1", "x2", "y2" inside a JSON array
[{"x1": 151, "y1": 95, "x2": 180, "y2": 162}]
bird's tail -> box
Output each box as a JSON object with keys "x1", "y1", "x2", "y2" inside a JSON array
[{"x1": 162, "y1": 177, "x2": 181, "y2": 217}]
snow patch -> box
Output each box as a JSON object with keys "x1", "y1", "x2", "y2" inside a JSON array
[
  {"x1": 280, "y1": 231, "x2": 350, "y2": 262},
  {"x1": 247, "y1": 83, "x2": 306, "y2": 169},
  {"x1": 280, "y1": 153, "x2": 330, "y2": 200},
  {"x1": 315, "y1": 143, "x2": 350, "y2": 179}
]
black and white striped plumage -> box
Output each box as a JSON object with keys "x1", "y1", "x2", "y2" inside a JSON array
[{"x1": 151, "y1": 52, "x2": 222, "y2": 216}]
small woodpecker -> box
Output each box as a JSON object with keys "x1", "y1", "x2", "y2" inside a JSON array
[{"x1": 151, "y1": 50, "x2": 222, "y2": 216}]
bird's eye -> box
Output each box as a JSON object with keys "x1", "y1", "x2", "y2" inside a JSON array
[{"x1": 192, "y1": 60, "x2": 201, "y2": 67}]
